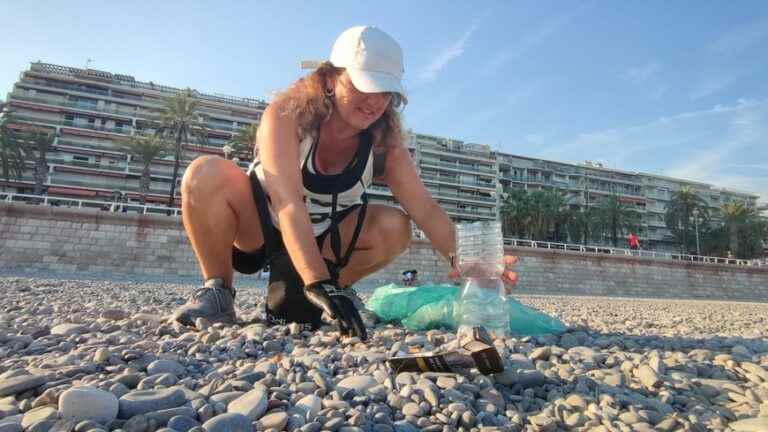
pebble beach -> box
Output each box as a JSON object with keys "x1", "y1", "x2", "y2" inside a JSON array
[{"x1": 1, "y1": 276, "x2": 768, "y2": 432}]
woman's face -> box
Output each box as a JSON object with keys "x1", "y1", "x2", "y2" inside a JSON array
[{"x1": 330, "y1": 72, "x2": 393, "y2": 130}]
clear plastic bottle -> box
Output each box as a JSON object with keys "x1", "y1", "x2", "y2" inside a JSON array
[{"x1": 456, "y1": 220, "x2": 509, "y2": 339}]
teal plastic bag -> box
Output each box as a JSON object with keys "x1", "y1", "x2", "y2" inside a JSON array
[
  {"x1": 367, "y1": 283, "x2": 567, "y2": 336},
  {"x1": 365, "y1": 283, "x2": 459, "y2": 322}
]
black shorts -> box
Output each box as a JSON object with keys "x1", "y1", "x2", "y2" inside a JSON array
[{"x1": 231, "y1": 204, "x2": 363, "y2": 275}]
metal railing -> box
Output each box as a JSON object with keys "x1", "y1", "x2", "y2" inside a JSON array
[
  {"x1": 502, "y1": 237, "x2": 764, "y2": 267},
  {"x1": 1, "y1": 192, "x2": 181, "y2": 216}
]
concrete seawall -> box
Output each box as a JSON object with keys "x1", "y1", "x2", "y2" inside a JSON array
[{"x1": 2, "y1": 203, "x2": 766, "y2": 301}]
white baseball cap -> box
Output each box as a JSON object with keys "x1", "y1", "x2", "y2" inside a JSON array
[{"x1": 302, "y1": 26, "x2": 407, "y2": 104}]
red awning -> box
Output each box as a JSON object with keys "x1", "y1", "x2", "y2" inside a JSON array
[{"x1": 47, "y1": 187, "x2": 98, "y2": 198}]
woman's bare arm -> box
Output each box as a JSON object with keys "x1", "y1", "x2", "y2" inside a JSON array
[
  {"x1": 383, "y1": 143, "x2": 456, "y2": 262},
  {"x1": 257, "y1": 102, "x2": 330, "y2": 284}
]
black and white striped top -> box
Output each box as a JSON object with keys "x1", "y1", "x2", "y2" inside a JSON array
[{"x1": 251, "y1": 130, "x2": 373, "y2": 235}]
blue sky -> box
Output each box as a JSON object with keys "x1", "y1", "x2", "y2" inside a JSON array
[{"x1": 2, "y1": 1, "x2": 768, "y2": 202}]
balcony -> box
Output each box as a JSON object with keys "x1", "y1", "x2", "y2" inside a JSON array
[
  {"x1": 445, "y1": 207, "x2": 496, "y2": 219},
  {"x1": 587, "y1": 184, "x2": 643, "y2": 197},
  {"x1": 10, "y1": 93, "x2": 138, "y2": 117},
  {"x1": 500, "y1": 173, "x2": 573, "y2": 189},
  {"x1": 419, "y1": 143, "x2": 494, "y2": 162},
  {"x1": 420, "y1": 159, "x2": 496, "y2": 177},
  {"x1": 421, "y1": 174, "x2": 496, "y2": 190},
  {"x1": 431, "y1": 190, "x2": 496, "y2": 204},
  {"x1": 47, "y1": 158, "x2": 127, "y2": 173},
  {"x1": 12, "y1": 113, "x2": 133, "y2": 135}
]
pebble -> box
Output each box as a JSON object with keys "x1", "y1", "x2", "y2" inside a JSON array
[
  {"x1": 227, "y1": 384, "x2": 268, "y2": 421},
  {"x1": 257, "y1": 412, "x2": 289, "y2": 430},
  {"x1": 59, "y1": 386, "x2": 119, "y2": 424},
  {"x1": 729, "y1": 417, "x2": 768, "y2": 431},
  {"x1": 50, "y1": 323, "x2": 87, "y2": 336},
  {"x1": 20, "y1": 406, "x2": 58, "y2": 430},
  {"x1": 336, "y1": 376, "x2": 378, "y2": 396},
  {"x1": 146, "y1": 359, "x2": 185, "y2": 377},
  {"x1": 3, "y1": 277, "x2": 768, "y2": 432},
  {"x1": 201, "y1": 413, "x2": 251, "y2": 432},
  {"x1": 118, "y1": 387, "x2": 186, "y2": 419},
  {"x1": 0, "y1": 375, "x2": 48, "y2": 397},
  {"x1": 167, "y1": 415, "x2": 199, "y2": 432}
]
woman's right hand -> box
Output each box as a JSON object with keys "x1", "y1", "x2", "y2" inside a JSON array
[{"x1": 304, "y1": 279, "x2": 367, "y2": 340}]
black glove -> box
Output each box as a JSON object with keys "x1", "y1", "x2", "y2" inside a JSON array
[{"x1": 304, "y1": 279, "x2": 367, "y2": 341}]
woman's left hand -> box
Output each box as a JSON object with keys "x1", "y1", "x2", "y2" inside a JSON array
[{"x1": 449, "y1": 255, "x2": 519, "y2": 295}]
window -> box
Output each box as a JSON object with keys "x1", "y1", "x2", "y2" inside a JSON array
[{"x1": 72, "y1": 155, "x2": 90, "y2": 162}]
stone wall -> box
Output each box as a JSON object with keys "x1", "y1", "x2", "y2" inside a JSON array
[{"x1": 2, "y1": 203, "x2": 767, "y2": 301}]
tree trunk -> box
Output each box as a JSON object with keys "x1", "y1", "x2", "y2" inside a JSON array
[
  {"x1": 33, "y1": 157, "x2": 47, "y2": 196},
  {"x1": 140, "y1": 165, "x2": 151, "y2": 205},
  {"x1": 167, "y1": 131, "x2": 183, "y2": 208},
  {"x1": 729, "y1": 223, "x2": 739, "y2": 257}
]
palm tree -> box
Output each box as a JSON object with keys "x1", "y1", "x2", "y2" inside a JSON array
[
  {"x1": 121, "y1": 134, "x2": 171, "y2": 205},
  {"x1": 23, "y1": 130, "x2": 55, "y2": 196},
  {"x1": 500, "y1": 188, "x2": 530, "y2": 238},
  {"x1": 665, "y1": 186, "x2": 710, "y2": 253},
  {"x1": 594, "y1": 195, "x2": 640, "y2": 247},
  {"x1": 566, "y1": 207, "x2": 595, "y2": 245},
  {"x1": 0, "y1": 107, "x2": 26, "y2": 192},
  {"x1": 156, "y1": 88, "x2": 209, "y2": 207},
  {"x1": 525, "y1": 189, "x2": 569, "y2": 241},
  {"x1": 226, "y1": 123, "x2": 257, "y2": 161},
  {"x1": 720, "y1": 201, "x2": 756, "y2": 257},
  {"x1": 547, "y1": 190, "x2": 571, "y2": 242}
]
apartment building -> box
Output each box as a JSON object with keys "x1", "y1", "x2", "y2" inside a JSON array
[
  {"x1": 2, "y1": 62, "x2": 266, "y2": 205},
  {"x1": 2, "y1": 62, "x2": 760, "y2": 251},
  {"x1": 496, "y1": 154, "x2": 758, "y2": 251}
]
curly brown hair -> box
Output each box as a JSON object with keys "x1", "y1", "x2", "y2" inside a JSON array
[{"x1": 268, "y1": 62, "x2": 405, "y2": 176}]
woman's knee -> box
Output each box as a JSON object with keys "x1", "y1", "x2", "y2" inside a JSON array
[{"x1": 182, "y1": 156, "x2": 248, "y2": 202}]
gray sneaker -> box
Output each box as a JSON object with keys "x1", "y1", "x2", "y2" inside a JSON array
[{"x1": 173, "y1": 278, "x2": 237, "y2": 326}]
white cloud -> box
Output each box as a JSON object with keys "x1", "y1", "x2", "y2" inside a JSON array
[
  {"x1": 708, "y1": 17, "x2": 768, "y2": 56},
  {"x1": 481, "y1": 14, "x2": 572, "y2": 76},
  {"x1": 537, "y1": 99, "x2": 768, "y2": 201},
  {"x1": 417, "y1": 23, "x2": 478, "y2": 82},
  {"x1": 689, "y1": 71, "x2": 741, "y2": 100},
  {"x1": 623, "y1": 63, "x2": 659, "y2": 82}
]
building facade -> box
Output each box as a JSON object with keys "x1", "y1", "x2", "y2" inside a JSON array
[{"x1": 2, "y1": 62, "x2": 760, "y2": 252}]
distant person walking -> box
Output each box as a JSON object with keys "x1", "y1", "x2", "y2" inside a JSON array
[{"x1": 628, "y1": 232, "x2": 640, "y2": 251}]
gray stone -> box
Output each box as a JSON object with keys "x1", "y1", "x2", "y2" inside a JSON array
[
  {"x1": 729, "y1": 417, "x2": 768, "y2": 432},
  {"x1": 50, "y1": 324, "x2": 87, "y2": 336},
  {"x1": 59, "y1": 386, "x2": 119, "y2": 424},
  {"x1": 336, "y1": 376, "x2": 377, "y2": 396},
  {"x1": 0, "y1": 375, "x2": 47, "y2": 397},
  {"x1": 201, "y1": 413, "x2": 251, "y2": 432},
  {"x1": 227, "y1": 384, "x2": 267, "y2": 421},
  {"x1": 295, "y1": 394, "x2": 322, "y2": 420},
  {"x1": 146, "y1": 360, "x2": 185, "y2": 377},
  {"x1": 145, "y1": 406, "x2": 196, "y2": 426},
  {"x1": 636, "y1": 365, "x2": 661, "y2": 389},
  {"x1": 257, "y1": 412, "x2": 288, "y2": 430},
  {"x1": 208, "y1": 392, "x2": 244, "y2": 406},
  {"x1": 167, "y1": 415, "x2": 199, "y2": 432},
  {"x1": 21, "y1": 406, "x2": 58, "y2": 430},
  {"x1": 118, "y1": 387, "x2": 186, "y2": 419}
]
